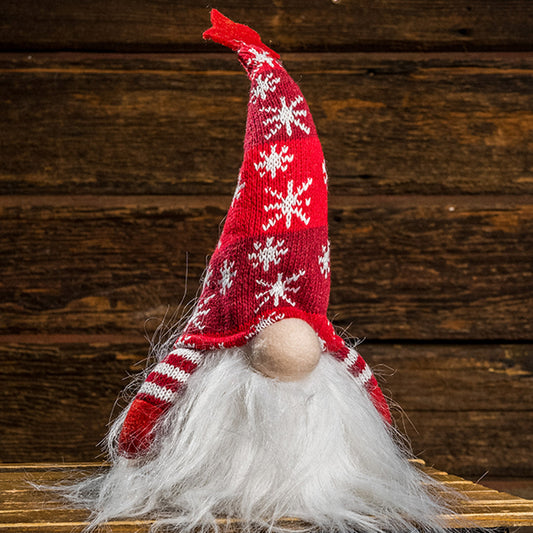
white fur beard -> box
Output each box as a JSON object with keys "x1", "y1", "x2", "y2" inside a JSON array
[{"x1": 65, "y1": 349, "x2": 455, "y2": 533}]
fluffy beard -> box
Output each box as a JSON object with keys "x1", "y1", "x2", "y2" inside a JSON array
[{"x1": 64, "y1": 348, "x2": 456, "y2": 533}]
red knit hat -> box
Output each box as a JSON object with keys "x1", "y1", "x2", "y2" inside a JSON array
[
  {"x1": 118, "y1": 10, "x2": 390, "y2": 457},
  {"x1": 175, "y1": 10, "x2": 341, "y2": 355}
]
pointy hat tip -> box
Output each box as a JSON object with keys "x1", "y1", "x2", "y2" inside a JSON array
[{"x1": 203, "y1": 9, "x2": 280, "y2": 59}]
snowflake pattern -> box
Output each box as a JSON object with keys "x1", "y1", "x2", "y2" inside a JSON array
[
  {"x1": 245, "y1": 311, "x2": 286, "y2": 340},
  {"x1": 254, "y1": 144, "x2": 294, "y2": 179},
  {"x1": 251, "y1": 73, "x2": 281, "y2": 103},
  {"x1": 245, "y1": 47, "x2": 279, "y2": 76},
  {"x1": 260, "y1": 96, "x2": 310, "y2": 140},
  {"x1": 189, "y1": 294, "x2": 215, "y2": 331},
  {"x1": 248, "y1": 237, "x2": 289, "y2": 271},
  {"x1": 219, "y1": 259, "x2": 237, "y2": 295},
  {"x1": 322, "y1": 160, "x2": 328, "y2": 186},
  {"x1": 318, "y1": 241, "x2": 330, "y2": 278},
  {"x1": 263, "y1": 178, "x2": 313, "y2": 231},
  {"x1": 255, "y1": 270, "x2": 305, "y2": 312}
]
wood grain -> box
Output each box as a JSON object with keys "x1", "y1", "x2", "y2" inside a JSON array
[
  {"x1": 0, "y1": 341, "x2": 138, "y2": 463},
  {"x1": 1, "y1": 1, "x2": 532, "y2": 53},
  {"x1": 1, "y1": 463, "x2": 533, "y2": 531},
  {"x1": 363, "y1": 343, "x2": 533, "y2": 413},
  {"x1": 1, "y1": 196, "x2": 531, "y2": 340},
  {"x1": 0, "y1": 340, "x2": 531, "y2": 477},
  {"x1": 407, "y1": 410, "x2": 533, "y2": 478},
  {"x1": 1, "y1": 54, "x2": 532, "y2": 196}
]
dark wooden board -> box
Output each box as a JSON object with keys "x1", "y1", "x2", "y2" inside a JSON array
[
  {"x1": 0, "y1": 340, "x2": 531, "y2": 477},
  {"x1": 0, "y1": 341, "x2": 140, "y2": 464},
  {"x1": 363, "y1": 343, "x2": 533, "y2": 413},
  {"x1": 1, "y1": 1, "x2": 533, "y2": 52},
  {"x1": 408, "y1": 410, "x2": 533, "y2": 478},
  {"x1": 1, "y1": 54, "x2": 532, "y2": 196},
  {"x1": 330, "y1": 196, "x2": 533, "y2": 340},
  {"x1": 1, "y1": 196, "x2": 531, "y2": 340},
  {"x1": 483, "y1": 479, "x2": 533, "y2": 501}
]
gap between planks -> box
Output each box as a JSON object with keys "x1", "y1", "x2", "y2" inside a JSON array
[
  {"x1": 1, "y1": 195, "x2": 532, "y2": 210},
  {"x1": 1, "y1": 50, "x2": 533, "y2": 63}
]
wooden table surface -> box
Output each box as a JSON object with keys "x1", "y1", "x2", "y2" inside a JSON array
[{"x1": 1, "y1": 462, "x2": 533, "y2": 532}]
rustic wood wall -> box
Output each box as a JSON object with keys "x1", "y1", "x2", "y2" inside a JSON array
[{"x1": 1, "y1": 1, "x2": 532, "y2": 483}]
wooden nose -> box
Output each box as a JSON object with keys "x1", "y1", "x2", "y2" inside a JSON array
[{"x1": 248, "y1": 318, "x2": 322, "y2": 381}]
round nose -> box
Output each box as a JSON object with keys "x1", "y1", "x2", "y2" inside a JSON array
[{"x1": 247, "y1": 318, "x2": 322, "y2": 381}]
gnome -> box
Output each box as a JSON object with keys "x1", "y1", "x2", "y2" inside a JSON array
[
  {"x1": 68, "y1": 11, "x2": 454, "y2": 533},
  {"x1": 118, "y1": 9, "x2": 389, "y2": 458}
]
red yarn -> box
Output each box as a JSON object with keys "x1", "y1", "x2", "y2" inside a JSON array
[
  {"x1": 203, "y1": 9, "x2": 279, "y2": 59},
  {"x1": 118, "y1": 398, "x2": 166, "y2": 457}
]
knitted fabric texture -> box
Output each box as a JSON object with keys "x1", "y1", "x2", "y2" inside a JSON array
[{"x1": 118, "y1": 10, "x2": 390, "y2": 457}]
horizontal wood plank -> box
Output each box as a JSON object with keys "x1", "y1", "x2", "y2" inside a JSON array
[
  {"x1": 1, "y1": 196, "x2": 531, "y2": 340},
  {"x1": 363, "y1": 343, "x2": 533, "y2": 413},
  {"x1": 0, "y1": 341, "x2": 140, "y2": 463},
  {"x1": 1, "y1": 54, "x2": 532, "y2": 196},
  {"x1": 405, "y1": 410, "x2": 533, "y2": 478},
  {"x1": 1, "y1": 1, "x2": 532, "y2": 52},
  {"x1": 0, "y1": 340, "x2": 531, "y2": 477},
  {"x1": 1, "y1": 464, "x2": 532, "y2": 531}
]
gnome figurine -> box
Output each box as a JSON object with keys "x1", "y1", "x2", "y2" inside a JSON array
[
  {"x1": 71, "y1": 11, "x2": 453, "y2": 533},
  {"x1": 118, "y1": 10, "x2": 390, "y2": 458}
]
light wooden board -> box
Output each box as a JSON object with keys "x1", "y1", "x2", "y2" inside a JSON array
[{"x1": 1, "y1": 463, "x2": 532, "y2": 531}]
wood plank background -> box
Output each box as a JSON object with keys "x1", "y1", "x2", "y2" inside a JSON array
[{"x1": 1, "y1": 0, "x2": 532, "y2": 489}]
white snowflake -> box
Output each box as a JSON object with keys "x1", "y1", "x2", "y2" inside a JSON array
[
  {"x1": 248, "y1": 237, "x2": 288, "y2": 271},
  {"x1": 260, "y1": 96, "x2": 310, "y2": 140},
  {"x1": 245, "y1": 47, "x2": 279, "y2": 74},
  {"x1": 251, "y1": 73, "x2": 281, "y2": 103},
  {"x1": 219, "y1": 259, "x2": 237, "y2": 295},
  {"x1": 263, "y1": 178, "x2": 313, "y2": 231},
  {"x1": 189, "y1": 294, "x2": 215, "y2": 331},
  {"x1": 322, "y1": 160, "x2": 328, "y2": 186},
  {"x1": 245, "y1": 311, "x2": 286, "y2": 340},
  {"x1": 255, "y1": 270, "x2": 305, "y2": 312},
  {"x1": 318, "y1": 241, "x2": 330, "y2": 278},
  {"x1": 254, "y1": 144, "x2": 294, "y2": 179}
]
